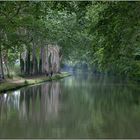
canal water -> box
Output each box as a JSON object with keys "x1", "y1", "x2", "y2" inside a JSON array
[{"x1": 0, "y1": 72, "x2": 140, "y2": 138}]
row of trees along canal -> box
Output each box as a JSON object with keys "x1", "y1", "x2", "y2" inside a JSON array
[
  {"x1": 0, "y1": 2, "x2": 65, "y2": 78},
  {"x1": 0, "y1": 2, "x2": 140, "y2": 80}
]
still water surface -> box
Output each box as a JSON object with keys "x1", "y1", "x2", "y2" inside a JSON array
[{"x1": 0, "y1": 72, "x2": 140, "y2": 138}]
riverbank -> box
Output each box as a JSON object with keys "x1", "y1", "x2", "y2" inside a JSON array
[{"x1": 0, "y1": 72, "x2": 71, "y2": 93}]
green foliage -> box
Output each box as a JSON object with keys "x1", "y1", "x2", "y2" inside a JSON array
[
  {"x1": 0, "y1": 1, "x2": 139, "y2": 80},
  {"x1": 85, "y1": 2, "x2": 140, "y2": 79}
]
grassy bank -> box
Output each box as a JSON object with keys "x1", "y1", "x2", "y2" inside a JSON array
[{"x1": 0, "y1": 72, "x2": 71, "y2": 93}]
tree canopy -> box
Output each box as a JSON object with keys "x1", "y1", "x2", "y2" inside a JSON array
[{"x1": 0, "y1": 1, "x2": 139, "y2": 80}]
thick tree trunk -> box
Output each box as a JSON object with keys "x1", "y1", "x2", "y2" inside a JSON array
[
  {"x1": 54, "y1": 47, "x2": 59, "y2": 73},
  {"x1": 49, "y1": 45, "x2": 60, "y2": 73},
  {"x1": 39, "y1": 44, "x2": 61, "y2": 75},
  {"x1": 41, "y1": 45, "x2": 49, "y2": 75}
]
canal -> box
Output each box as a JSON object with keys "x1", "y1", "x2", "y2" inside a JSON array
[{"x1": 0, "y1": 72, "x2": 140, "y2": 138}]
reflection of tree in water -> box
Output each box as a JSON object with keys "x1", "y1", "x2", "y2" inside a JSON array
[
  {"x1": 0, "y1": 75, "x2": 140, "y2": 138},
  {"x1": 58, "y1": 75, "x2": 140, "y2": 138},
  {"x1": 19, "y1": 81, "x2": 61, "y2": 122},
  {"x1": 0, "y1": 81, "x2": 60, "y2": 124},
  {"x1": 0, "y1": 91, "x2": 20, "y2": 121}
]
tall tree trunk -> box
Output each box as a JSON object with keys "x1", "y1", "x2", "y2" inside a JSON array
[
  {"x1": 32, "y1": 43, "x2": 38, "y2": 75},
  {"x1": 42, "y1": 46, "x2": 45, "y2": 74},
  {"x1": 0, "y1": 46, "x2": 4, "y2": 79},
  {"x1": 25, "y1": 48, "x2": 30, "y2": 75},
  {"x1": 59, "y1": 52, "x2": 63, "y2": 73},
  {"x1": 20, "y1": 53, "x2": 24, "y2": 74},
  {"x1": 42, "y1": 45, "x2": 49, "y2": 75},
  {"x1": 49, "y1": 45, "x2": 60, "y2": 73},
  {"x1": 56, "y1": 46, "x2": 61, "y2": 73},
  {"x1": 46, "y1": 45, "x2": 49, "y2": 74},
  {"x1": 32, "y1": 43, "x2": 35, "y2": 75},
  {"x1": 28, "y1": 50, "x2": 30, "y2": 75},
  {"x1": 5, "y1": 62, "x2": 10, "y2": 77},
  {"x1": 53, "y1": 47, "x2": 58, "y2": 73},
  {"x1": 23, "y1": 50, "x2": 27, "y2": 74},
  {"x1": 39, "y1": 46, "x2": 43, "y2": 74},
  {"x1": 5, "y1": 52, "x2": 10, "y2": 77}
]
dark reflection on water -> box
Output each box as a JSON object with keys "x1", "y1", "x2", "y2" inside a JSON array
[{"x1": 0, "y1": 73, "x2": 140, "y2": 138}]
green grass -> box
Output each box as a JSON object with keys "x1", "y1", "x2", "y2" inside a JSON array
[{"x1": 0, "y1": 72, "x2": 71, "y2": 93}]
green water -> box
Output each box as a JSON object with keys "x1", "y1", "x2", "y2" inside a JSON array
[{"x1": 0, "y1": 73, "x2": 140, "y2": 138}]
